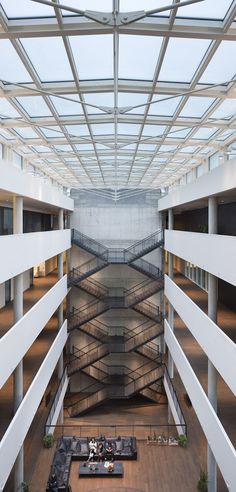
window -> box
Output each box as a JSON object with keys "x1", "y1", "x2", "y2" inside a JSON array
[
  {"x1": 209, "y1": 152, "x2": 219, "y2": 170},
  {"x1": 12, "y1": 151, "x2": 23, "y2": 170},
  {"x1": 196, "y1": 164, "x2": 205, "y2": 178}
]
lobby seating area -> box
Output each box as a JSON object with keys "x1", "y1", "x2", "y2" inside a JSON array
[{"x1": 47, "y1": 435, "x2": 137, "y2": 491}]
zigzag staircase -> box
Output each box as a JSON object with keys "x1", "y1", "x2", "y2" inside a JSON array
[{"x1": 67, "y1": 228, "x2": 164, "y2": 414}]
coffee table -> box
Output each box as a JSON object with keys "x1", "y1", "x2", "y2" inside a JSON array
[{"x1": 79, "y1": 462, "x2": 123, "y2": 477}]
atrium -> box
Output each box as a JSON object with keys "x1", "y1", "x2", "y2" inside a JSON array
[{"x1": 0, "y1": 1, "x2": 235, "y2": 492}]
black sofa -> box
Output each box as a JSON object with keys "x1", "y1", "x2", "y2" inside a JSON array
[{"x1": 46, "y1": 435, "x2": 137, "y2": 491}]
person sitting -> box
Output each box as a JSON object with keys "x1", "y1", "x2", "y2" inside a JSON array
[
  {"x1": 105, "y1": 442, "x2": 114, "y2": 461},
  {"x1": 47, "y1": 473, "x2": 58, "y2": 492},
  {"x1": 98, "y1": 442, "x2": 105, "y2": 462},
  {"x1": 89, "y1": 437, "x2": 98, "y2": 453},
  {"x1": 88, "y1": 447, "x2": 97, "y2": 462}
]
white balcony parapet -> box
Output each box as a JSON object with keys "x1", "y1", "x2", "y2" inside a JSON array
[
  {"x1": 165, "y1": 230, "x2": 236, "y2": 287},
  {"x1": 0, "y1": 275, "x2": 68, "y2": 389},
  {"x1": 165, "y1": 275, "x2": 236, "y2": 397},
  {"x1": 0, "y1": 161, "x2": 74, "y2": 211},
  {"x1": 158, "y1": 160, "x2": 236, "y2": 211},
  {"x1": 0, "y1": 229, "x2": 71, "y2": 284},
  {"x1": 165, "y1": 319, "x2": 236, "y2": 491},
  {"x1": 0, "y1": 320, "x2": 67, "y2": 491}
]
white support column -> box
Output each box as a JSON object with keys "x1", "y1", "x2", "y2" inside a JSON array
[
  {"x1": 66, "y1": 214, "x2": 73, "y2": 355},
  {"x1": 167, "y1": 208, "x2": 174, "y2": 424},
  {"x1": 57, "y1": 208, "x2": 64, "y2": 425},
  {"x1": 207, "y1": 196, "x2": 218, "y2": 492},
  {"x1": 168, "y1": 209, "x2": 174, "y2": 378},
  {"x1": 13, "y1": 196, "x2": 24, "y2": 492}
]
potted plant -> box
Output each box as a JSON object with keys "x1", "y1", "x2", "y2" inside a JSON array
[
  {"x1": 21, "y1": 482, "x2": 30, "y2": 492},
  {"x1": 43, "y1": 433, "x2": 54, "y2": 448},
  {"x1": 177, "y1": 434, "x2": 187, "y2": 448},
  {"x1": 197, "y1": 469, "x2": 208, "y2": 491}
]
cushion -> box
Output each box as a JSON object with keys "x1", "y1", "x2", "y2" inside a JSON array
[
  {"x1": 115, "y1": 441, "x2": 123, "y2": 452},
  {"x1": 71, "y1": 440, "x2": 78, "y2": 452},
  {"x1": 81, "y1": 443, "x2": 89, "y2": 454}
]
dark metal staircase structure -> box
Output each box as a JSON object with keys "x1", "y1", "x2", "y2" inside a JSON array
[{"x1": 67, "y1": 228, "x2": 165, "y2": 414}]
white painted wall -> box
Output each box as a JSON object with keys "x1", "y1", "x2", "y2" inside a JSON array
[
  {"x1": 165, "y1": 230, "x2": 236, "y2": 286},
  {"x1": 0, "y1": 321, "x2": 68, "y2": 491},
  {"x1": 165, "y1": 275, "x2": 236, "y2": 397},
  {"x1": 165, "y1": 319, "x2": 236, "y2": 491},
  {"x1": 0, "y1": 229, "x2": 71, "y2": 283},
  {"x1": 0, "y1": 276, "x2": 68, "y2": 389},
  {"x1": 159, "y1": 159, "x2": 236, "y2": 211},
  {"x1": 0, "y1": 161, "x2": 74, "y2": 211}
]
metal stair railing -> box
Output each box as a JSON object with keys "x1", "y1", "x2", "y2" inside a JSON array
[
  {"x1": 68, "y1": 298, "x2": 109, "y2": 329},
  {"x1": 78, "y1": 277, "x2": 109, "y2": 298},
  {"x1": 72, "y1": 229, "x2": 108, "y2": 258},
  {"x1": 69, "y1": 256, "x2": 108, "y2": 283},
  {"x1": 124, "y1": 229, "x2": 163, "y2": 262},
  {"x1": 78, "y1": 319, "x2": 108, "y2": 341},
  {"x1": 125, "y1": 322, "x2": 163, "y2": 352},
  {"x1": 125, "y1": 278, "x2": 163, "y2": 307},
  {"x1": 68, "y1": 343, "x2": 109, "y2": 374},
  {"x1": 133, "y1": 298, "x2": 163, "y2": 321},
  {"x1": 125, "y1": 364, "x2": 164, "y2": 396},
  {"x1": 129, "y1": 257, "x2": 162, "y2": 279}
]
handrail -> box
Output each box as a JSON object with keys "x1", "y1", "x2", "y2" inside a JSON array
[
  {"x1": 164, "y1": 366, "x2": 186, "y2": 430},
  {"x1": 44, "y1": 368, "x2": 68, "y2": 435}
]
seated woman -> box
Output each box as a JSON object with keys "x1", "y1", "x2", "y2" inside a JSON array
[
  {"x1": 88, "y1": 447, "x2": 97, "y2": 462},
  {"x1": 98, "y1": 442, "x2": 105, "y2": 462},
  {"x1": 105, "y1": 442, "x2": 114, "y2": 462},
  {"x1": 89, "y1": 437, "x2": 98, "y2": 453}
]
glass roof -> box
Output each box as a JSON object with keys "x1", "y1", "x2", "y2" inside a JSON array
[{"x1": 0, "y1": 0, "x2": 235, "y2": 198}]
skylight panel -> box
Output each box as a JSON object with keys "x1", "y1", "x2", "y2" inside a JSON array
[
  {"x1": 120, "y1": 0, "x2": 170, "y2": 14},
  {"x1": 180, "y1": 96, "x2": 216, "y2": 118},
  {"x1": 0, "y1": 129, "x2": 15, "y2": 140},
  {"x1": 159, "y1": 144, "x2": 177, "y2": 151},
  {"x1": 176, "y1": 0, "x2": 233, "y2": 20},
  {"x1": 192, "y1": 127, "x2": 218, "y2": 139},
  {"x1": 138, "y1": 144, "x2": 157, "y2": 151},
  {"x1": 91, "y1": 124, "x2": 114, "y2": 135},
  {"x1": 20, "y1": 37, "x2": 73, "y2": 82},
  {"x1": 118, "y1": 93, "x2": 148, "y2": 115},
  {"x1": 148, "y1": 95, "x2": 182, "y2": 116},
  {"x1": 0, "y1": 99, "x2": 21, "y2": 118},
  {"x1": 75, "y1": 144, "x2": 94, "y2": 151},
  {"x1": 119, "y1": 35, "x2": 163, "y2": 80},
  {"x1": 216, "y1": 129, "x2": 235, "y2": 141},
  {"x1": 14, "y1": 127, "x2": 39, "y2": 139},
  {"x1": 179, "y1": 146, "x2": 199, "y2": 153},
  {"x1": 209, "y1": 99, "x2": 236, "y2": 120},
  {"x1": 200, "y1": 41, "x2": 236, "y2": 84},
  {"x1": 70, "y1": 35, "x2": 113, "y2": 80},
  {"x1": 142, "y1": 125, "x2": 166, "y2": 137},
  {"x1": 39, "y1": 126, "x2": 62, "y2": 138},
  {"x1": 84, "y1": 93, "x2": 114, "y2": 114},
  {"x1": 54, "y1": 144, "x2": 72, "y2": 152},
  {"x1": 62, "y1": 0, "x2": 112, "y2": 15},
  {"x1": 50, "y1": 95, "x2": 83, "y2": 116},
  {"x1": 65, "y1": 125, "x2": 90, "y2": 137},
  {"x1": 16, "y1": 96, "x2": 52, "y2": 117},
  {"x1": 117, "y1": 123, "x2": 141, "y2": 135},
  {"x1": 159, "y1": 38, "x2": 211, "y2": 83},
  {"x1": 0, "y1": 0, "x2": 55, "y2": 18},
  {"x1": 0, "y1": 40, "x2": 32, "y2": 83},
  {"x1": 168, "y1": 126, "x2": 192, "y2": 139},
  {"x1": 33, "y1": 145, "x2": 51, "y2": 153}
]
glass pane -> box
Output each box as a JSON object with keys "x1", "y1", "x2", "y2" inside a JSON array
[
  {"x1": 148, "y1": 95, "x2": 182, "y2": 116},
  {"x1": 0, "y1": 39, "x2": 32, "y2": 83},
  {"x1": 180, "y1": 96, "x2": 216, "y2": 118},
  {"x1": 91, "y1": 124, "x2": 114, "y2": 135},
  {"x1": 84, "y1": 93, "x2": 114, "y2": 114},
  {"x1": 118, "y1": 93, "x2": 148, "y2": 115},
  {"x1": 0, "y1": 0, "x2": 55, "y2": 18},
  {"x1": 210, "y1": 99, "x2": 236, "y2": 120},
  {"x1": 14, "y1": 127, "x2": 39, "y2": 139},
  {"x1": 20, "y1": 37, "x2": 73, "y2": 82},
  {"x1": 142, "y1": 125, "x2": 166, "y2": 137},
  {"x1": 0, "y1": 99, "x2": 21, "y2": 118},
  {"x1": 70, "y1": 35, "x2": 113, "y2": 79},
  {"x1": 179, "y1": 146, "x2": 199, "y2": 153},
  {"x1": 159, "y1": 38, "x2": 211, "y2": 83},
  {"x1": 50, "y1": 95, "x2": 83, "y2": 116},
  {"x1": 192, "y1": 127, "x2": 218, "y2": 139},
  {"x1": 176, "y1": 0, "x2": 234, "y2": 19},
  {"x1": 62, "y1": 0, "x2": 112, "y2": 15},
  {"x1": 33, "y1": 145, "x2": 51, "y2": 153},
  {"x1": 119, "y1": 35, "x2": 163, "y2": 80},
  {"x1": 118, "y1": 123, "x2": 140, "y2": 135},
  {"x1": 120, "y1": 0, "x2": 170, "y2": 14},
  {"x1": 168, "y1": 126, "x2": 192, "y2": 139},
  {"x1": 200, "y1": 41, "x2": 236, "y2": 84},
  {"x1": 39, "y1": 126, "x2": 62, "y2": 138},
  {"x1": 65, "y1": 125, "x2": 90, "y2": 137},
  {"x1": 16, "y1": 96, "x2": 52, "y2": 117}
]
